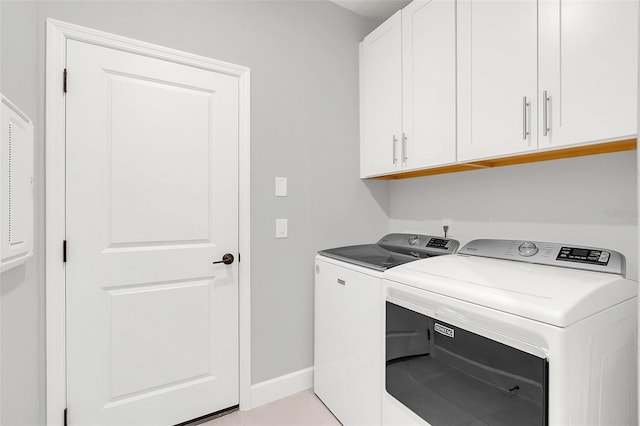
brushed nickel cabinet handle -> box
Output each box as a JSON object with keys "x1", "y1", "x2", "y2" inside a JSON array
[
  {"x1": 543, "y1": 90, "x2": 550, "y2": 136},
  {"x1": 392, "y1": 135, "x2": 398, "y2": 164},
  {"x1": 522, "y1": 97, "x2": 530, "y2": 140},
  {"x1": 402, "y1": 132, "x2": 408, "y2": 162}
]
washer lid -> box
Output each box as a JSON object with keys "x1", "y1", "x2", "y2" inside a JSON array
[
  {"x1": 384, "y1": 255, "x2": 638, "y2": 327},
  {"x1": 318, "y1": 244, "x2": 422, "y2": 272},
  {"x1": 318, "y1": 233, "x2": 459, "y2": 271}
]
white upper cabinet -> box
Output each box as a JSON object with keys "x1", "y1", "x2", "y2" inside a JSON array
[
  {"x1": 457, "y1": 0, "x2": 538, "y2": 162},
  {"x1": 360, "y1": 11, "x2": 402, "y2": 177},
  {"x1": 360, "y1": 0, "x2": 638, "y2": 178},
  {"x1": 402, "y1": 0, "x2": 457, "y2": 171},
  {"x1": 538, "y1": 0, "x2": 638, "y2": 149},
  {"x1": 360, "y1": 3, "x2": 457, "y2": 177}
]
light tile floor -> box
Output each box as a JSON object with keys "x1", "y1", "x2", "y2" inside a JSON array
[{"x1": 201, "y1": 390, "x2": 341, "y2": 426}]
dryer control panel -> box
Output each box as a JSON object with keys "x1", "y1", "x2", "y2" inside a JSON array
[
  {"x1": 458, "y1": 239, "x2": 626, "y2": 276},
  {"x1": 557, "y1": 246, "x2": 611, "y2": 266}
]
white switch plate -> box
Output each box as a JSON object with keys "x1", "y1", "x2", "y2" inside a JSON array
[
  {"x1": 275, "y1": 177, "x2": 287, "y2": 197},
  {"x1": 276, "y1": 218, "x2": 288, "y2": 238}
]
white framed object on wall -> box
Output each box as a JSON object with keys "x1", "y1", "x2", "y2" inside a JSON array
[{"x1": 1, "y1": 94, "x2": 34, "y2": 273}]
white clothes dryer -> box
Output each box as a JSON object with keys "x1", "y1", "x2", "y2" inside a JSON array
[{"x1": 383, "y1": 239, "x2": 637, "y2": 426}]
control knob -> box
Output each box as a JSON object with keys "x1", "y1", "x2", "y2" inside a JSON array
[
  {"x1": 408, "y1": 235, "x2": 420, "y2": 245},
  {"x1": 518, "y1": 242, "x2": 538, "y2": 257}
]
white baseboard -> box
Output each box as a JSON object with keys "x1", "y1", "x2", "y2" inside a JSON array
[{"x1": 248, "y1": 367, "x2": 314, "y2": 409}]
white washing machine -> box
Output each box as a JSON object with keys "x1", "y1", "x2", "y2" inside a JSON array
[
  {"x1": 314, "y1": 234, "x2": 459, "y2": 426},
  {"x1": 383, "y1": 239, "x2": 638, "y2": 426}
]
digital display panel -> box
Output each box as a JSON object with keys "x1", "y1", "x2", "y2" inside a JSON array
[
  {"x1": 556, "y1": 246, "x2": 609, "y2": 266},
  {"x1": 426, "y1": 238, "x2": 450, "y2": 249}
]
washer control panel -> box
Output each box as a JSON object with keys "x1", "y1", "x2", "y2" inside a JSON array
[
  {"x1": 377, "y1": 233, "x2": 460, "y2": 257},
  {"x1": 426, "y1": 238, "x2": 454, "y2": 250},
  {"x1": 458, "y1": 239, "x2": 625, "y2": 276}
]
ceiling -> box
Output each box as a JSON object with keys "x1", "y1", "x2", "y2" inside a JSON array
[{"x1": 329, "y1": 0, "x2": 411, "y2": 23}]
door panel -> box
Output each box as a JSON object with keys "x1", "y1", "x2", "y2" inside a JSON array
[
  {"x1": 538, "y1": 0, "x2": 638, "y2": 148},
  {"x1": 108, "y1": 73, "x2": 212, "y2": 244},
  {"x1": 402, "y1": 0, "x2": 456, "y2": 170},
  {"x1": 109, "y1": 280, "x2": 211, "y2": 398},
  {"x1": 66, "y1": 39, "x2": 239, "y2": 425},
  {"x1": 457, "y1": 0, "x2": 537, "y2": 161},
  {"x1": 386, "y1": 302, "x2": 548, "y2": 426},
  {"x1": 360, "y1": 11, "x2": 402, "y2": 177}
]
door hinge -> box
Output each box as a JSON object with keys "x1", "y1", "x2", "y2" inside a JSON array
[
  {"x1": 63, "y1": 408, "x2": 68, "y2": 426},
  {"x1": 63, "y1": 240, "x2": 67, "y2": 263},
  {"x1": 63, "y1": 68, "x2": 68, "y2": 94}
]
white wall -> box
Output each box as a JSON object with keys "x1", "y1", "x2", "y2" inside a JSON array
[
  {"x1": 0, "y1": 1, "x2": 389, "y2": 423},
  {"x1": 389, "y1": 150, "x2": 638, "y2": 280}
]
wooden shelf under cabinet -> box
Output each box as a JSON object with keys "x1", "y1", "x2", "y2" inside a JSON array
[{"x1": 370, "y1": 138, "x2": 637, "y2": 180}]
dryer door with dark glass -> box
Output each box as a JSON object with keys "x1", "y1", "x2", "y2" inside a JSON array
[{"x1": 386, "y1": 302, "x2": 548, "y2": 426}]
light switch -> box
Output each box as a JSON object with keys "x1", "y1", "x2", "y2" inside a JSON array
[
  {"x1": 276, "y1": 219, "x2": 288, "y2": 238},
  {"x1": 275, "y1": 177, "x2": 287, "y2": 197}
]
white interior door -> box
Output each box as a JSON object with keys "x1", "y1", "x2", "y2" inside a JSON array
[{"x1": 65, "y1": 39, "x2": 239, "y2": 425}]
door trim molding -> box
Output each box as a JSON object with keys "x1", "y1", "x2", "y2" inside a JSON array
[{"x1": 45, "y1": 19, "x2": 252, "y2": 425}]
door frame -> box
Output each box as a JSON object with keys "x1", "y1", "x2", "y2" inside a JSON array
[{"x1": 44, "y1": 19, "x2": 252, "y2": 425}]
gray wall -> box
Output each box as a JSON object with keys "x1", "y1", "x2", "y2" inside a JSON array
[
  {"x1": 0, "y1": 1, "x2": 388, "y2": 424},
  {"x1": 389, "y1": 150, "x2": 639, "y2": 280},
  {"x1": 1, "y1": 1, "x2": 44, "y2": 425}
]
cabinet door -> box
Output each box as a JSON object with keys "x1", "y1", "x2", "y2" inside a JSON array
[
  {"x1": 457, "y1": 0, "x2": 538, "y2": 162},
  {"x1": 314, "y1": 259, "x2": 382, "y2": 425},
  {"x1": 360, "y1": 11, "x2": 402, "y2": 177},
  {"x1": 539, "y1": 0, "x2": 638, "y2": 149},
  {"x1": 402, "y1": 0, "x2": 456, "y2": 170}
]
